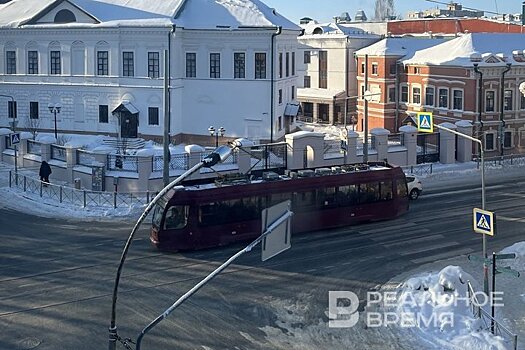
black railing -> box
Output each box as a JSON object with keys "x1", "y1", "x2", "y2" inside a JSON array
[{"x1": 51, "y1": 145, "x2": 67, "y2": 162}]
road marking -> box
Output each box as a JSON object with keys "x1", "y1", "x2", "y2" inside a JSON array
[
  {"x1": 399, "y1": 241, "x2": 460, "y2": 256},
  {"x1": 370, "y1": 228, "x2": 431, "y2": 242},
  {"x1": 382, "y1": 234, "x2": 445, "y2": 248},
  {"x1": 358, "y1": 222, "x2": 417, "y2": 234},
  {"x1": 410, "y1": 248, "x2": 474, "y2": 265},
  {"x1": 497, "y1": 215, "x2": 525, "y2": 223},
  {"x1": 423, "y1": 185, "x2": 506, "y2": 199},
  {"x1": 306, "y1": 268, "x2": 318, "y2": 273}
]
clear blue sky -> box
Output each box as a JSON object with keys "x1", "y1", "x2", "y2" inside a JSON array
[{"x1": 262, "y1": 0, "x2": 521, "y2": 24}]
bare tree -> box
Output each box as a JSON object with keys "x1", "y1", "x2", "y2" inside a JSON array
[
  {"x1": 25, "y1": 115, "x2": 40, "y2": 140},
  {"x1": 374, "y1": 0, "x2": 396, "y2": 21}
]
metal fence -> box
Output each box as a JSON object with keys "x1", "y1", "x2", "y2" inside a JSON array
[
  {"x1": 51, "y1": 145, "x2": 67, "y2": 162},
  {"x1": 8, "y1": 171, "x2": 151, "y2": 209},
  {"x1": 4, "y1": 135, "x2": 14, "y2": 149},
  {"x1": 77, "y1": 149, "x2": 96, "y2": 167},
  {"x1": 323, "y1": 139, "x2": 342, "y2": 154},
  {"x1": 402, "y1": 163, "x2": 433, "y2": 176},
  {"x1": 245, "y1": 142, "x2": 287, "y2": 172},
  {"x1": 474, "y1": 154, "x2": 525, "y2": 168},
  {"x1": 107, "y1": 154, "x2": 139, "y2": 172},
  {"x1": 27, "y1": 140, "x2": 42, "y2": 155},
  {"x1": 388, "y1": 133, "x2": 404, "y2": 146},
  {"x1": 152, "y1": 154, "x2": 190, "y2": 172},
  {"x1": 467, "y1": 281, "x2": 517, "y2": 350}
]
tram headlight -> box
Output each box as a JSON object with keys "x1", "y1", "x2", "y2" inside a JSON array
[{"x1": 202, "y1": 144, "x2": 234, "y2": 167}]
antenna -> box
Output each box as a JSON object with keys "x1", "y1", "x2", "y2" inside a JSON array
[{"x1": 424, "y1": 0, "x2": 501, "y2": 15}]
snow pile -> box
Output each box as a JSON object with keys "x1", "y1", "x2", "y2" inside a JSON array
[{"x1": 391, "y1": 266, "x2": 508, "y2": 350}]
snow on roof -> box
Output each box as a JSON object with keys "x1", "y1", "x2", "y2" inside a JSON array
[
  {"x1": 300, "y1": 21, "x2": 379, "y2": 38},
  {"x1": 297, "y1": 88, "x2": 346, "y2": 99},
  {"x1": 0, "y1": 0, "x2": 300, "y2": 30},
  {"x1": 355, "y1": 37, "x2": 447, "y2": 58},
  {"x1": 403, "y1": 33, "x2": 525, "y2": 67}
]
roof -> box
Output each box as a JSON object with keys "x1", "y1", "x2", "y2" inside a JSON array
[
  {"x1": 355, "y1": 37, "x2": 447, "y2": 58},
  {"x1": 297, "y1": 88, "x2": 346, "y2": 99},
  {"x1": 0, "y1": 0, "x2": 300, "y2": 30},
  {"x1": 403, "y1": 33, "x2": 525, "y2": 67}
]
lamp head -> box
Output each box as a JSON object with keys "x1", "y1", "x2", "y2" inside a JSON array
[
  {"x1": 208, "y1": 126, "x2": 215, "y2": 135},
  {"x1": 219, "y1": 127, "x2": 225, "y2": 136}
]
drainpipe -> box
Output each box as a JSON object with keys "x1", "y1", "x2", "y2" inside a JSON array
[
  {"x1": 499, "y1": 63, "x2": 511, "y2": 156},
  {"x1": 270, "y1": 26, "x2": 282, "y2": 143},
  {"x1": 395, "y1": 61, "x2": 400, "y2": 131},
  {"x1": 473, "y1": 64, "x2": 483, "y2": 151},
  {"x1": 344, "y1": 37, "x2": 349, "y2": 125}
]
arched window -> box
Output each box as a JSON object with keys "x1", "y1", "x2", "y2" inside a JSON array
[{"x1": 54, "y1": 9, "x2": 76, "y2": 23}]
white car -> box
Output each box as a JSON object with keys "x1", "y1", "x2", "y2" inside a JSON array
[{"x1": 406, "y1": 175, "x2": 422, "y2": 200}]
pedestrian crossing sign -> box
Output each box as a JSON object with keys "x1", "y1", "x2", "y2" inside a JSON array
[
  {"x1": 10, "y1": 132, "x2": 20, "y2": 145},
  {"x1": 417, "y1": 112, "x2": 433, "y2": 133},
  {"x1": 473, "y1": 208, "x2": 495, "y2": 236}
]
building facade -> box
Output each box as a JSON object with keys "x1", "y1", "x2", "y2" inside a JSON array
[{"x1": 0, "y1": 0, "x2": 302, "y2": 145}]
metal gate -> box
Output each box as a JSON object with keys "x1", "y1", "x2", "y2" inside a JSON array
[{"x1": 417, "y1": 132, "x2": 440, "y2": 164}]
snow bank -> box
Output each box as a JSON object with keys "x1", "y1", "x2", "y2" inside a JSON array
[{"x1": 500, "y1": 242, "x2": 525, "y2": 272}]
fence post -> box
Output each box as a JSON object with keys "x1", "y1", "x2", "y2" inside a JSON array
[
  {"x1": 40, "y1": 181, "x2": 43, "y2": 197},
  {"x1": 60, "y1": 186, "x2": 63, "y2": 203},
  {"x1": 513, "y1": 334, "x2": 517, "y2": 350},
  {"x1": 9, "y1": 170, "x2": 11, "y2": 188},
  {"x1": 23, "y1": 175, "x2": 26, "y2": 191},
  {"x1": 83, "y1": 190, "x2": 86, "y2": 208},
  {"x1": 113, "y1": 191, "x2": 117, "y2": 209},
  {"x1": 146, "y1": 190, "x2": 150, "y2": 203},
  {"x1": 430, "y1": 163, "x2": 433, "y2": 174}
]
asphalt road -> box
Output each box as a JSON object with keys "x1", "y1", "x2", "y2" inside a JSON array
[{"x1": 0, "y1": 173, "x2": 524, "y2": 350}]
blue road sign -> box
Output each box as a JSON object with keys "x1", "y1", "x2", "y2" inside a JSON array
[
  {"x1": 10, "y1": 132, "x2": 20, "y2": 145},
  {"x1": 473, "y1": 208, "x2": 495, "y2": 236},
  {"x1": 417, "y1": 112, "x2": 433, "y2": 133}
]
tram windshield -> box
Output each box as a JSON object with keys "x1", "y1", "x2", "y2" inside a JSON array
[{"x1": 164, "y1": 205, "x2": 189, "y2": 229}]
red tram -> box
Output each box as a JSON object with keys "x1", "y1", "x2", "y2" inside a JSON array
[{"x1": 150, "y1": 162, "x2": 409, "y2": 251}]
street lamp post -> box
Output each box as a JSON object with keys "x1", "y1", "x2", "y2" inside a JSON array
[
  {"x1": 208, "y1": 126, "x2": 225, "y2": 147},
  {"x1": 47, "y1": 103, "x2": 61, "y2": 139},
  {"x1": 2, "y1": 94, "x2": 17, "y2": 181}
]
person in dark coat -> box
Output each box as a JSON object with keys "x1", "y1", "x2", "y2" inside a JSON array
[{"x1": 39, "y1": 161, "x2": 52, "y2": 186}]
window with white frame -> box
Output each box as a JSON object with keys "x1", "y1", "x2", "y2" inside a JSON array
[
  {"x1": 255, "y1": 52, "x2": 266, "y2": 79},
  {"x1": 504, "y1": 89, "x2": 513, "y2": 111},
  {"x1": 27, "y1": 51, "x2": 38, "y2": 74},
  {"x1": 372, "y1": 63, "x2": 378, "y2": 75},
  {"x1": 186, "y1": 52, "x2": 196, "y2": 78},
  {"x1": 209, "y1": 53, "x2": 220, "y2": 78},
  {"x1": 503, "y1": 131, "x2": 513, "y2": 148},
  {"x1": 425, "y1": 86, "x2": 434, "y2": 106},
  {"x1": 400, "y1": 85, "x2": 408, "y2": 103},
  {"x1": 388, "y1": 86, "x2": 396, "y2": 103},
  {"x1": 304, "y1": 51, "x2": 311, "y2": 64},
  {"x1": 30, "y1": 101, "x2": 39, "y2": 119},
  {"x1": 304, "y1": 75, "x2": 311, "y2": 88},
  {"x1": 438, "y1": 88, "x2": 448, "y2": 108},
  {"x1": 122, "y1": 51, "x2": 134, "y2": 77},
  {"x1": 148, "y1": 52, "x2": 160, "y2": 78},
  {"x1": 484, "y1": 132, "x2": 495, "y2": 151},
  {"x1": 50, "y1": 51, "x2": 61, "y2": 75},
  {"x1": 452, "y1": 89, "x2": 463, "y2": 110},
  {"x1": 234, "y1": 52, "x2": 245, "y2": 79},
  {"x1": 412, "y1": 86, "x2": 421, "y2": 105},
  {"x1": 521, "y1": 90, "x2": 525, "y2": 110},
  {"x1": 485, "y1": 90, "x2": 495, "y2": 112},
  {"x1": 97, "y1": 50, "x2": 109, "y2": 76},
  {"x1": 6, "y1": 50, "x2": 16, "y2": 74},
  {"x1": 148, "y1": 107, "x2": 159, "y2": 125}
]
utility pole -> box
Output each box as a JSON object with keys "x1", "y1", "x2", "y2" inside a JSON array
[
  {"x1": 163, "y1": 49, "x2": 170, "y2": 187},
  {"x1": 363, "y1": 54, "x2": 369, "y2": 163}
]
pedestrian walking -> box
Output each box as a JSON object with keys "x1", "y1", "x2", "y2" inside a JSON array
[{"x1": 39, "y1": 161, "x2": 52, "y2": 186}]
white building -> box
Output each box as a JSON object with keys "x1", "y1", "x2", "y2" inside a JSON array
[
  {"x1": 297, "y1": 21, "x2": 380, "y2": 125},
  {"x1": 0, "y1": 0, "x2": 301, "y2": 144}
]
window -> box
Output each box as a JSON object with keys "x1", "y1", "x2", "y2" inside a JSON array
[
  {"x1": 122, "y1": 51, "x2": 134, "y2": 77},
  {"x1": 485, "y1": 133, "x2": 495, "y2": 151},
  {"x1": 304, "y1": 50, "x2": 311, "y2": 64},
  {"x1": 372, "y1": 63, "x2": 378, "y2": 75},
  {"x1": 412, "y1": 86, "x2": 421, "y2": 104},
  {"x1": 304, "y1": 75, "x2": 311, "y2": 88},
  {"x1": 6, "y1": 50, "x2": 16, "y2": 74},
  {"x1": 361, "y1": 62, "x2": 365, "y2": 74},
  {"x1": 520, "y1": 130, "x2": 525, "y2": 147},
  {"x1": 50, "y1": 51, "x2": 61, "y2": 75},
  {"x1": 414, "y1": 67, "x2": 420, "y2": 74},
  {"x1": 485, "y1": 91, "x2": 495, "y2": 112},
  {"x1": 291, "y1": 85, "x2": 295, "y2": 100},
  {"x1": 186, "y1": 53, "x2": 196, "y2": 78},
  {"x1": 521, "y1": 91, "x2": 525, "y2": 110},
  {"x1": 279, "y1": 52, "x2": 283, "y2": 78},
  {"x1": 8, "y1": 100, "x2": 17, "y2": 119},
  {"x1": 148, "y1": 52, "x2": 159, "y2": 78},
  {"x1": 97, "y1": 51, "x2": 109, "y2": 75},
  {"x1": 255, "y1": 52, "x2": 266, "y2": 79},
  {"x1": 388, "y1": 87, "x2": 396, "y2": 103},
  {"x1": 209, "y1": 53, "x2": 220, "y2": 78},
  {"x1": 504, "y1": 131, "x2": 512, "y2": 148},
  {"x1": 438, "y1": 88, "x2": 448, "y2": 108},
  {"x1": 389, "y1": 63, "x2": 396, "y2": 75},
  {"x1": 319, "y1": 50, "x2": 327, "y2": 89},
  {"x1": 278, "y1": 89, "x2": 282, "y2": 104},
  {"x1": 29, "y1": 102, "x2": 39, "y2": 119},
  {"x1": 98, "y1": 105, "x2": 108, "y2": 123},
  {"x1": 164, "y1": 205, "x2": 189, "y2": 229},
  {"x1": 148, "y1": 107, "x2": 159, "y2": 125},
  {"x1": 401, "y1": 85, "x2": 408, "y2": 103},
  {"x1": 504, "y1": 90, "x2": 513, "y2": 111},
  {"x1": 27, "y1": 51, "x2": 38, "y2": 74},
  {"x1": 278, "y1": 116, "x2": 282, "y2": 131},
  {"x1": 452, "y1": 89, "x2": 463, "y2": 110},
  {"x1": 234, "y1": 52, "x2": 245, "y2": 79},
  {"x1": 292, "y1": 52, "x2": 295, "y2": 75},
  {"x1": 285, "y1": 52, "x2": 290, "y2": 77},
  {"x1": 425, "y1": 87, "x2": 434, "y2": 106}
]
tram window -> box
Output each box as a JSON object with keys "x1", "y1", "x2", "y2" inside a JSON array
[
  {"x1": 338, "y1": 185, "x2": 358, "y2": 206},
  {"x1": 164, "y1": 205, "x2": 188, "y2": 229},
  {"x1": 397, "y1": 179, "x2": 408, "y2": 198},
  {"x1": 199, "y1": 197, "x2": 261, "y2": 226},
  {"x1": 380, "y1": 181, "x2": 393, "y2": 201},
  {"x1": 294, "y1": 190, "x2": 316, "y2": 209},
  {"x1": 318, "y1": 187, "x2": 337, "y2": 207},
  {"x1": 152, "y1": 204, "x2": 164, "y2": 228},
  {"x1": 359, "y1": 182, "x2": 380, "y2": 204},
  {"x1": 269, "y1": 192, "x2": 291, "y2": 207}
]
